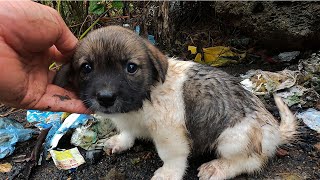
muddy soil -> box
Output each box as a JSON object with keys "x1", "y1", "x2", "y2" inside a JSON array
[{"x1": 0, "y1": 60, "x2": 319, "y2": 180}]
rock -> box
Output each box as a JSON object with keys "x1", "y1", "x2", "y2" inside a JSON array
[
  {"x1": 276, "y1": 148, "x2": 289, "y2": 157},
  {"x1": 213, "y1": 1, "x2": 320, "y2": 51}
]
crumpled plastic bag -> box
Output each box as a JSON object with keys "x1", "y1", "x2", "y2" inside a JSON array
[
  {"x1": 71, "y1": 114, "x2": 115, "y2": 150},
  {"x1": 297, "y1": 108, "x2": 320, "y2": 133},
  {"x1": 50, "y1": 113, "x2": 94, "y2": 150},
  {"x1": 27, "y1": 110, "x2": 64, "y2": 151},
  {"x1": 275, "y1": 85, "x2": 308, "y2": 107},
  {"x1": 0, "y1": 118, "x2": 34, "y2": 159},
  {"x1": 189, "y1": 46, "x2": 246, "y2": 67},
  {"x1": 71, "y1": 120, "x2": 98, "y2": 150},
  {"x1": 240, "y1": 69, "x2": 298, "y2": 95}
]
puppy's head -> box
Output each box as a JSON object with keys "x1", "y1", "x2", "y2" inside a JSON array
[{"x1": 54, "y1": 26, "x2": 168, "y2": 114}]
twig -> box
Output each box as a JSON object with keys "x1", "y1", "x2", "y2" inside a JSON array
[
  {"x1": 79, "y1": 9, "x2": 111, "y2": 40},
  {"x1": 29, "y1": 127, "x2": 51, "y2": 162},
  {"x1": 69, "y1": 19, "x2": 91, "y2": 28},
  {"x1": 78, "y1": 15, "x2": 90, "y2": 38},
  {"x1": 18, "y1": 127, "x2": 51, "y2": 179}
]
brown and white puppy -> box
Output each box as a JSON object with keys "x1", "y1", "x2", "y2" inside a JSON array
[{"x1": 54, "y1": 26, "x2": 297, "y2": 180}]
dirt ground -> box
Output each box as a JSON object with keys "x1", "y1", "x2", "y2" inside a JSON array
[{"x1": 0, "y1": 60, "x2": 319, "y2": 180}]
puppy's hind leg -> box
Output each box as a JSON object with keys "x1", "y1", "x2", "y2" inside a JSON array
[
  {"x1": 198, "y1": 120, "x2": 269, "y2": 180},
  {"x1": 198, "y1": 154, "x2": 266, "y2": 180}
]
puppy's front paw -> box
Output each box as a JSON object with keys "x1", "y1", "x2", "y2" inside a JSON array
[
  {"x1": 197, "y1": 160, "x2": 226, "y2": 180},
  {"x1": 151, "y1": 167, "x2": 182, "y2": 180},
  {"x1": 103, "y1": 134, "x2": 134, "y2": 155}
]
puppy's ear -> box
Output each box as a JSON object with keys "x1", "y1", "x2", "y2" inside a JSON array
[
  {"x1": 53, "y1": 63, "x2": 74, "y2": 88},
  {"x1": 144, "y1": 40, "x2": 168, "y2": 83}
]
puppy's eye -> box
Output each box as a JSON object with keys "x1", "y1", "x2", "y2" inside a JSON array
[
  {"x1": 80, "y1": 63, "x2": 92, "y2": 74},
  {"x1": 126, "y1": 62, "x2": 138, "y2": 74}
]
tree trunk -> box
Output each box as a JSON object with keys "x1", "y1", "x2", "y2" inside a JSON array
[{"x1": 155, "y1": 1, "x2": 171, "y2": 49}]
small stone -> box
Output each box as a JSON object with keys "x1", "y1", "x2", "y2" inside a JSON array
[{"x1": 276, "y1": 148, "x2": 289, "y2": 157}]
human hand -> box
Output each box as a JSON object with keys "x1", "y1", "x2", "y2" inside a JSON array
[{"x1": 0, "y1": 0, "x2": 88, "y2": 113}]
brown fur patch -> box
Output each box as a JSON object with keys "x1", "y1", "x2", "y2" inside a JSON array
[{"x1": 248, "y1": 126, "x2": 263, "y2": 154}]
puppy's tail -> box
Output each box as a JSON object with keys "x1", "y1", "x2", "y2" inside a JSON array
[{"x1": 274, "y1": 95, "x2": 297, "y2": 144}]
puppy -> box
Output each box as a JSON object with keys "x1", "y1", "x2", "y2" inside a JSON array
[{"x1": 54, "y1": 26, "x2": 297, "y2": 180}]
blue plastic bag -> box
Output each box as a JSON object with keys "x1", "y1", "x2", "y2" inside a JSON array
[
  {"x1": 50, "y1": 113, "x2": 94, "y2": 149},
  {"x1": 0, "y1": 118, "x2": 34, "y2": 159},
  {"x1": 27, "y1": 110, "x2": 64, "y2": 151}
]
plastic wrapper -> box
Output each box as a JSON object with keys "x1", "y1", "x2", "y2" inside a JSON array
[
  {"x1": 50, "y1": 113, "x2": 94, "y2": 149},
  {"x1": 0, "y1": 118, "x2": 34, "y2": 159},
  {"x1": 26, "y1": 110, "x2": 63, "y2": 151},
  {"x1": 50, "y1": 147, "x2": 85, "y2": 170},
  {"x1": 297, "y1": 108, "x2": 320, "y2": 133}
]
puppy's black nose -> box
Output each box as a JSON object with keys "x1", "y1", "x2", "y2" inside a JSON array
[{"x1": 96, "y1": 90, "x2": 117, "y2": 107}]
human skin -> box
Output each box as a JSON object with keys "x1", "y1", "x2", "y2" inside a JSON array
[{"x1": 0, "y1": 0, "x2": 88, "y2": 113}]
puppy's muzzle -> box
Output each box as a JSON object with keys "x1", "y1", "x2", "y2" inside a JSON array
[{"x1": 96, "y1": 90, "x2": 117, "y2": 108}]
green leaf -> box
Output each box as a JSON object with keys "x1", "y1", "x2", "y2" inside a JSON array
[
  {"x1": 89, "y1": 1, "x2": 106, "y2": 15},
  {"x1": 112, "y1": 1, "x2": 123, "y2": 9}
]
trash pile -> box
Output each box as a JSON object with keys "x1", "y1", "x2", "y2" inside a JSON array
[
  {"x1": 0, "y1": 110, "x2": 116, "y2": 173},
  {"x1": 240, "y1": 52, "x2": 320, "y2": 133}
]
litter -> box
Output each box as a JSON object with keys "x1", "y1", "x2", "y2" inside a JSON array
[
  {"x1": 50, "y1": 147, "x2": 85, "y2": 170},
  {"x1": 0, "y1": 118, "x2": 34, "y2": 159},
  {"x1": 0, "y1": 162, "x2": 12, "y2": 173},
  {"x1": 50, "y1": 113, "x2": 94, "y2": 150},
  {"x1": 26, "y1": 110, "x2": 115, "y2": 170},
  {"x1": 240, "y1": 69, "x2": 298, "y2": 95},
  {"x1": 71, "y1": 120, "x2": 98, "y2": 150},
  {"x1": 134, "y1": 25, "x2": 156, "y2": 45},
  {"x1": 297, "y1": 108, "x2": 320, "y2": 133},
  {"x1": 148, "y1": 35, "x2": 156, "y2": 45},
  {"x1": 298, "y1": 52, "x2": 320, "y2": 74},
  {"x1": 276, "y1": 51, "x2": 300, "y2": 62},
  {"x1": 275, "y1": 85, "x2": 308, "y2": 107},
  {"x1": 189, "y1": 45, "x2": 246, "y2": 67},
  {"x1": 298, "y1": 52, "x2": 320, "y2": 93},
  {"x1": 71, "y1": 114, "x2": 115, "y2": 150},
  {"x1": 26, "y1": 110, "x2": 63, "y2": 151}
]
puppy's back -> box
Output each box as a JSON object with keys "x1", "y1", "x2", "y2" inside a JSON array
[{"x1": 182, "y1": 63, "x2": 265, "y2": 153}]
